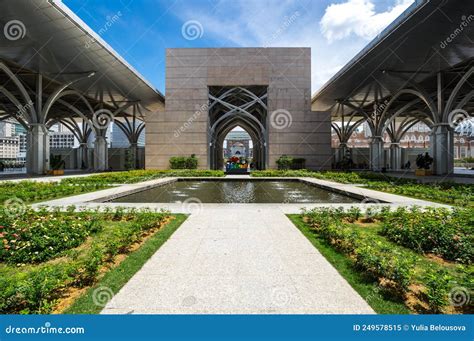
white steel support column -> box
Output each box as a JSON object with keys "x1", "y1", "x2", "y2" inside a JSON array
[
  {"x1": 77, "y1": 142, "x2": 88, "y2": 169},
  {"x1": 369, "y1": 136, "x2": 384, "y2": 171},
  {"x1": 430, "y1": 124, "x2": 454, "y2": 175},
  {"x1": 26, "y1": 124, "x2": 50, "y2": 175},
  {"x1": 93, "y1": 135, "x2": 108, "y2": 171},
  {"x1": 336, "y1": 143, "x2": 348, "y2": 164},
  {"x1": 389, "y1": 142, "x2": 402, "y2": 170}
]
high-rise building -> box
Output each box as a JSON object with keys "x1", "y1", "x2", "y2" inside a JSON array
[{"x1": 49, "y1": 131, "x2": 75, "y2": 149}]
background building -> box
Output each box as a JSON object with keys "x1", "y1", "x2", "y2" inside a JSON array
[{"x1": 223, "y1": 130, "x2": 252, "y2": 159}]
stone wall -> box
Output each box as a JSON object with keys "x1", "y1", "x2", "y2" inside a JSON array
[{"x1": 145, "y1": 48, "x2": 331, "y2": 170}]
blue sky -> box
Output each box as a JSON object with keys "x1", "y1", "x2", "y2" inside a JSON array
[{"x1": 63, "y1": 0, "x2": 414, "y2": 95}]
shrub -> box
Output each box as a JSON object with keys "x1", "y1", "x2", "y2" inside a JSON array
[
  {"x1": 0, "y1": 263, "x2": 75, "y2": 314},
  {"x1": 302, "y1": 208, "x2": 416, "y2": 292},
  {"x1": 75, "y1": 244, "x2": 104, "y2": 287},
  {"x1": 424, "y1": 267, "x2": 452, "y2": 313},
  {"x1": 301, "y1": 207, "x2": 344, "y2": 229},
  {"x1": 0, "y1": 208, "x2": 103, "y2": 264},
  {"x1": 299, "y1": 206, "x2": 472, "y2": 313},
  {"x1": 276, "y1": 155, "x2": 306, "y2": 170},
  {"x1": 322, "y1": 223, "x2": 359, "y2": 254},
  {"x1": 381, "y1": 207, "x2": 473, "y2": 264},
  {"x1": 460, "y1": 157, "x2": 474, "y2": 163},
  {"x1": 0, "y1": 181, "x2": 107, "y2": 205},
  {"x1": 354, "y1": 244, "x2": 413, "y2": 292},
  {"x1": 345, "y1": 207, "x2": 361, "y2": 223},
  {"x1": 169, "y1": 154, "x2": 198, "y2": 169},
  {"x1": 276, "y1": 155, "x2": 293, "y2": 170}
]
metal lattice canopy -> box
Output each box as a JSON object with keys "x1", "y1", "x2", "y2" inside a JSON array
[
  {"x1": 313, "y1": 0, "x2": 474, "y2": 139},
  {"x1": 0, "y1": 0, "x2": 164, "y2": 127}
]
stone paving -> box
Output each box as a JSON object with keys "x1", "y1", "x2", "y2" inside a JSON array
[{"x1": 101, "y1": 206, "x2": 375, "y2": 314}]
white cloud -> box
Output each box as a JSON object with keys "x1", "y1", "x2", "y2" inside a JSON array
[
  {"x1": 320, "y1": 0, "x2": 413, "y2": 43},
  {"x1": 170, "y1": 0, "x2": 414, "y2": 92}
]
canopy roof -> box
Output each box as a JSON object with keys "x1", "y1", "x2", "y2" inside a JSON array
[
  {"x1": 312, "y1": 0, "x2": 474, "y2": 118},
  {"x1": 0, "y1": 0, "x2": 164, "y2": 118}
]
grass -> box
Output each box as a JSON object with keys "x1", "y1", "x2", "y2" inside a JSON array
[
  {"x1": 65, "y1": 214, "x2": 187, "y2": 314},
  {"x1": 287, "y1": 214, "x2": 411, "y2": 314}
]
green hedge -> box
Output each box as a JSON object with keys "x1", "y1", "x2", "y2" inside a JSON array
[
  {"x1": 169, "y1": 154, "x2": 198, "y2": 169},
  {"x1": 275, "y1": 155, "x2": 306, "y2": 170}
]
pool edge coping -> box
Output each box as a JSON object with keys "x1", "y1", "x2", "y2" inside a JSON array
[{"x1": 32, "y1": 176, "x2": 449, "y2": 211}]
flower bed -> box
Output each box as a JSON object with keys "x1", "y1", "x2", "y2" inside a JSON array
[
  {"x1": 225, "y1": 156, "x2": 249, "y2": 173},
  {"x1": 380, "y1": 207, "x2": 473, "y2": 264},
  {"x1": 0, "y1": 207, "x2": 102, "y2": 264},
  {"x1": 299, "y1": 206, "x2": 473, "y2": 313},
  {"x1": 0, "y1": 207, "x2": 179, "y2": 314}
]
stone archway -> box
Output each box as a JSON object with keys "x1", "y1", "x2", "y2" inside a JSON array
[{"x1": 208, "y1": 86, "x2": 268, "y2": 170}]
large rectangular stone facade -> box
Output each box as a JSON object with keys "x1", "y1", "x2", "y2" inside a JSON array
[{"x1": 145, "y1": 48, "x2": 331, "y2": 170}]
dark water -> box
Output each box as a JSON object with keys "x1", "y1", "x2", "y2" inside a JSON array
[{"x1": 110, "y1": 180, "x2": 358, "y2": 204}]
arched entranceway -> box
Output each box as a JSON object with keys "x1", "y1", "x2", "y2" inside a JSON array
[{"x1": 208, "y1": 86, "x2": 268, "y2": 170}]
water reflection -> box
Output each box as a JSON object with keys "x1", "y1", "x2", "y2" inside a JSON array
[{"x1": 112, "y1": 180, "x2": 357, "y2": 204}]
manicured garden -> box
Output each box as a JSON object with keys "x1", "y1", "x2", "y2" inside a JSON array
[
  {"x1": 252, "y1": 170, "x2": 474, "y2": 207},
  {"x1": 1, "y1": 169, "x2": 471, "y2": 207},
  {"x1": 289, "y1": 206, "x2": 473, "y2": 314},
  {"x1": 0, "y1": 206, "x2": 186, "y2": 314},
  {"x1": 1, "y1": 169, "x2": 472, "y2": 315}
]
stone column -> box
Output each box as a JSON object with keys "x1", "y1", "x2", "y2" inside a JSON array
[
  {"x1": 26, "y1": 124, "x2": 50, "y2": 175},
  {"x1": 93, "y1": 135, "x2": 108, "y2": 171},
  {"x1": 389, "y1": 142, "x2": 402, "y2": 170},
  {"x1": 430, "y1": 124, "x2": 454, "y2": 175},
  {"x1": 369, "y1": 136, "x2": 385, "y2": 171}
]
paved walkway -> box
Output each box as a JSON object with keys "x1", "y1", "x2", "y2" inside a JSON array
[
  {"x1": 382, "y1": 171, "x2": 474, "y2": 184},
  {"x1": 101, "y1": 207, "x2": 374, "y2": 314},
  {"x1": 0, "y1": 171, "x2": 97, "y2": 183}
]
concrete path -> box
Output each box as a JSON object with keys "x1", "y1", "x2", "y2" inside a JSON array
[
  {"x1": 102, "y1": 207, "x2": 374, "y2": 314},
  {"x1": 0, "y1": 171, "x2": 98, "y2": 183}
]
